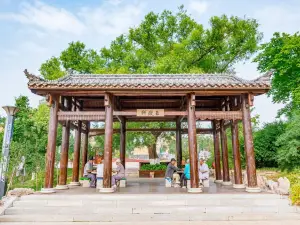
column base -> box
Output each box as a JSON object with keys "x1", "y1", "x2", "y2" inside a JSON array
[
  {"x1": 69, "y1": 182, "x2": 81, "y2": 186},
  {"x1": 214, "y1": 179, "x2": 223, "y2": 184},
  {"x1": 188, "y1": 187, "x2": 203, "y2": 193},
  {"x1": 246, "y1": 186, "x2": 261, "y2": 193},
  {"x1": 233, "y1": 184, "x2": 246, "y2": 189},
  {"x1": 55, "y1": 185, "x2": 69, "y2": 190},
  {"x1": 99, "y1": 188, "x2": 114, "y2": 193},
  {"x1": 40, "y1": 188, "x2": 56, "y2": 194},
  {"x1": 222, "y1": 181, "x2": 232, "y2": 186}
]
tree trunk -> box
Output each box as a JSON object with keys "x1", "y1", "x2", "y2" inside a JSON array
[
  {"x1": 148, "y1": 132, "x2": 161, "y2": 160},
  {"x1": 148, "y1": 143, "x2": 159, "y2": 159}
]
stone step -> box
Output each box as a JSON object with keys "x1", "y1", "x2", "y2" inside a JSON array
[
  {"x1": 1, "y1": 213, "x2": 300, "y2": 222},
  {"x1": 20, "y1": 193, "x2": 283, "y2": 201},
  {"x1": 2, "y1": 222, "x2": 300, "y2": 225},
  {"x1": 5, "y1": 205, "x2": 298, "y2": 215},
  {"x1": 13, "y1": 198, "x2": 291, "y2": 207}
]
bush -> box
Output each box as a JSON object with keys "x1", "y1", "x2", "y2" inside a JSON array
[
  {"x1": 140, "y1": 164, "x2": 167, "y2": 171},
  {"x1": 80, "y1": 177, "x2": 89, "y2": 180},
  {"x1": 290, "y1": 183, "x2": 300, "y2": 205}
]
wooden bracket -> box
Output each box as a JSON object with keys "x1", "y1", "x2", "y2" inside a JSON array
[
  {"x1": 191, "y1": 93, "x2": 196, "y2": 106},
  {"x1": 248, "y1": 93, "x2": 254, "y2": 107},
  {"x1": 104, "y1": 93, "x2": 112, "y2": 107},
  {"x1": 46, "y1": 94, "x2": 53, "y2": 106}
]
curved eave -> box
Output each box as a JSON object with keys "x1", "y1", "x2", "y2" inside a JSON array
[{"x1": 28, "y1": 85, "x2": 270, "y2": 97}]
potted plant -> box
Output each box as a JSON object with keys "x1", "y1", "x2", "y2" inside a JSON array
[
  {"x1": 79, "y1": 177, "x2": 90, "y2": 187},
  {"x1": 139, "y1": 164, "x2": 167, "y2": 178}
]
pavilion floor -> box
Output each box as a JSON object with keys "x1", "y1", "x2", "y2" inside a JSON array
[{"x1": 45, "y1": 178, "x2": 268, "y2": 195}]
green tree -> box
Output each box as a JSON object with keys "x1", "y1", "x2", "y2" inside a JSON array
[
  {"x1": 254, "y1": 32, "x2": 300, "y2": 116},
  {"x1": 39, "y1": 7, "x2": 262, "y2": 159},
  {"x1": 253, "y1": 121, "x2": 286, "y2": 168},
  {"x1": 276, "y1": 112, "x2": 300, "y2": 170}
]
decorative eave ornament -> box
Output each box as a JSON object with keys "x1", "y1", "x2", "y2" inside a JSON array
[
  {"x1": 252, "y1": 70, "x2": 273, "y2": 84},
  {"x1": 24, "y1": 69, "x2": 45, "y2": 82}
]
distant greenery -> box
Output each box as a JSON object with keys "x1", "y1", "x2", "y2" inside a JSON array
[{"x1": 140, "y1": 164, "x2": 168, "y2": 171}]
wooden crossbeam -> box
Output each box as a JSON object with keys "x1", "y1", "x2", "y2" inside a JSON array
[
  {"x1": 195, "y1": 111, "x2": 242, "y2": 120},
  {"x1": 89, "y1": 128, "x2": 213, "y2": 136}
]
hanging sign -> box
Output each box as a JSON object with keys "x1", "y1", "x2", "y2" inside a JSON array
[{"x1": 137, "y1": 109, "x2": 164, "y2": 117}]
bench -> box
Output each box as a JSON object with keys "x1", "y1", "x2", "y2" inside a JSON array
[{"x1": 117, "y1": 178, "x2": 127, "y2": 188}]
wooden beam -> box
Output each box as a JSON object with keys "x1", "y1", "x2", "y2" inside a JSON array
[
  {"x1": 195, "y1": 111, "x2": 242, "y2": 120},
  {"x1": 113, "y1": 110, "x2": 187, "y2": 116},
  {"x1": 58, "y1": 111, "x2": 105, "y2": 121}
]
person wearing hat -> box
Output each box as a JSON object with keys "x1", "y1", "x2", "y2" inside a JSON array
[
  {"x1": 112, "y1": 159, "x2": 125, "y2": 190},
  {"x1": 165, "y1": 158, "x2": 180, "y2": 185}
]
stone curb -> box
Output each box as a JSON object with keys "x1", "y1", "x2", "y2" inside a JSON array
[{"x1": 0, "y1": 196, "x2": 18, "y2": 216}]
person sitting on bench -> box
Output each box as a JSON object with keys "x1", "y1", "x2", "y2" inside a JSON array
[
  {"x1": 180, "y1": 159, "x2": 190, "y2": 188},
  {"x1": 199, "y1": 158, "x2": 209, "y2": 185},
  {"x1": 165, "y1": 158, "x2": 180, "y2": 185},
  {"x1": 112, "y1": 159, "x2": 125, "y2": 190},
  {"x1": 83, "y1": 156, "x2": 96, "y2": 188}
]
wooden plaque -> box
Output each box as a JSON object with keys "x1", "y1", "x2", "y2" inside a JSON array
[{"x1": 137, "y1": 109, "x2": 164, "y2": 117}]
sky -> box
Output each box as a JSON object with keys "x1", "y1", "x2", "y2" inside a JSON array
[{"x1": 0, "y1": 0, "x2": 299, "y2": 124}]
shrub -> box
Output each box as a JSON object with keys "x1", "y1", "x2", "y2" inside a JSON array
[
  {"x1": 290, "y1": 183, "x2": 300, "y2": 206},
  {"x1": 79, "y1": 177, "x2": 89, "y2": 180},
  {"x1": 140, "y1": 164, "x2": 167, "y2": 171}
]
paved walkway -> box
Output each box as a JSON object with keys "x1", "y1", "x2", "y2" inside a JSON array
[{"x1": 48, "y1": 178, "x2": 260, "y2": 195}]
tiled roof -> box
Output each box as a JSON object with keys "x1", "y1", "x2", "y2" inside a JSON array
[{"x1": 25, "y1": 70, "x2": 271, "y2": 90}]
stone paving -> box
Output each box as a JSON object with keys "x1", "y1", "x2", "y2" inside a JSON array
[{"x1": 48, "y1": 178, "x2": 257, "y2": 195}]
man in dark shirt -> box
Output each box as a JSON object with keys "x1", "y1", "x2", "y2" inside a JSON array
[{"x1": 165, "y1": 158, "x2": 180, "y2": 184}]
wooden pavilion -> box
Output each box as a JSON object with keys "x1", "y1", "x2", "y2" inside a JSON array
[{"x1": 25, "y1": 70, "x2": 271, "y2": 193}]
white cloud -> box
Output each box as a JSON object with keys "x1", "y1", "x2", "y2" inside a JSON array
[
  {"x1": 187, "y1": 0, "x2": 208, "y2": 16},
  {"x1": 79, "y1": 3, "x2": 144, "y2": 36},
  {"x1": 0, "y1": 1, "x2": 86, "y2": 35}
]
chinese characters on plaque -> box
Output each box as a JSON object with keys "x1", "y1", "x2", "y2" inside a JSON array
[{"x1": 136, "y1": 109, "x2": 164, "y2": 117}]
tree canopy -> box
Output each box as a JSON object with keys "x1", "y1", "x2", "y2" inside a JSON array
[
  {"x1": 40, "y1": 7, "x2": 262, "y2": 80},
  {"x1": 38, "y1": 7, "x2": 263, "y2": 158},
  {"x1": 254, "y1": 32, "x2": 300, "y2": 116}
]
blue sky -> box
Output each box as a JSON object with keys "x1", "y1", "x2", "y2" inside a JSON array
[{"x1": 0, "y1": 0, "x2": 299, "y2": 123}]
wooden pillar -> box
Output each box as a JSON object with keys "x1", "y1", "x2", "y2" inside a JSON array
[
  {"x1": 103, "y1": 94, "x2": 114, "y2": 189},
  {"x1": 80, "y1": 124, "x2": 89, "y2": 177},
  {"x1": 120, "y1": 117, "x2": 126, "y2": 169},
  {"x1": 220, "y1": 119, "x2": 231, "y2": 185},
  {"x1": 70, "y1": 121, "x2": 82, "y2": 185},
  {"x1": 176, "y1": 117, "x2": 182, "y2": 168},
  {"x1": 57, "y1": 98, "x2": 71, "y2": 189},
  {"x1": 242, "y1": 94, "x2": 260, "y2": 192},
  {"x1": 212, "y1": 120, "x2": 222, "y2": 183},
  {"x1": 231, "y1": 120, "x2": 244, "y2": 188},
  {"x1": 187, "y1": 94, "x2": 200, "y2": 191},
  {"x1": 43, "y1": 95, "x2": 59, "y2": 192}
]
